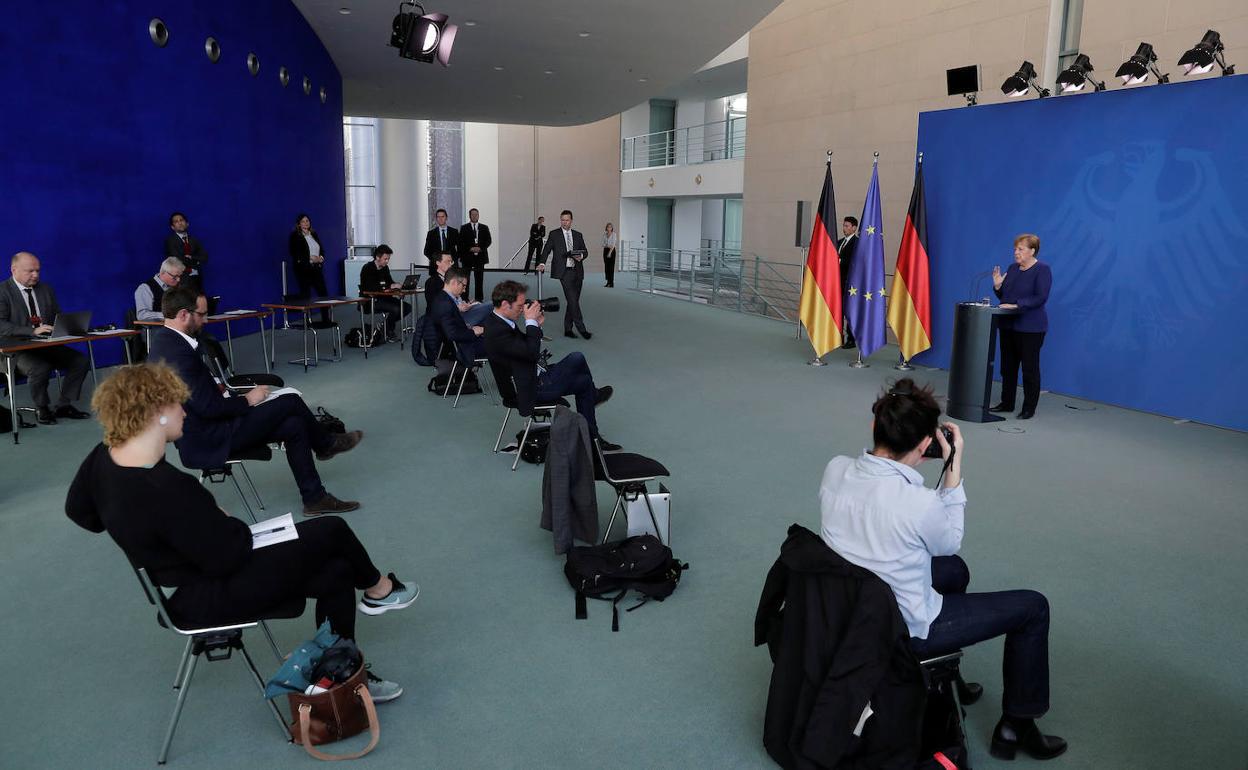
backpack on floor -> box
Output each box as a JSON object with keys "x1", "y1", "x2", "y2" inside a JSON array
[
  {"x1": 427, "y1": 369, "x2": 481, "y2": 395},
  {"x1": 917, "y1": 665, "x2": 971, "y2": 769},
  {"x1": 345, "y1": 325, "x2": 383, "y2": 349},
  {"x1": 564, "y1": 535, "x2": 688, "y2": 631},
  {"x1": 515, "y1": 427, "x2": 551, "y2": 464}
]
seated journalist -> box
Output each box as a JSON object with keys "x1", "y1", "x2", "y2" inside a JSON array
[
  {"x1": 427, "y1": 251, "x2": 493, "y2": 327},
  {"x1": 133, "y1": 257, "x2": 185, "y2": 322},
  {"x1": 65, "y1": 363, "x2": 418, "y2": 701},
  {"x1": 148, "y1": 286, "x2": 363, "y2": 516},
  {"x1": 482, "y1": 280, "x2": 619, "y2": 451},
  {"x1": 430, "y1": 267, "x2": 485, "y2": 361},
  {"x1": 359, "y1": 244, "x2": 411, "y2": 342},
  {"x1": 818, "y1": 379, "x2": 1066, "y2": 761}
]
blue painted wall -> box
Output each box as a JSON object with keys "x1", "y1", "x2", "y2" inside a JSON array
[
  {"x1": 915, "y1": 75, "x2": 1248, "y2": 431},
  {"x1": 0, "y1": 1, "x2": 344, "y2": 363}
]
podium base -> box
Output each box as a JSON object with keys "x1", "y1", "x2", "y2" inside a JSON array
[{"x1": 947, "y1": 403, "x2": 1006, "y2": 423}]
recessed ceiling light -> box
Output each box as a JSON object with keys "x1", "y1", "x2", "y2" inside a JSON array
[
  {"x1": 464, "y1": 20, "x2": 477, "y2": 26},
  {"x1": 638, "y1": 77, "x2": 648, "y2": 82},
  {"x1": 493, "y1": 65, "x2": 504, "y2": 71},
  {"x1": 338, "y1": 7, "x2": 351, "y2": 14},
  {"x1": 515, "y1": 94, "x2": 524, "y2": 99},
  {"x1": 544, "y1": 69, "x2": 554, "y2": 75},
  {"x1": 578, "y1": 31, "x2": 590, "y2": 38}
]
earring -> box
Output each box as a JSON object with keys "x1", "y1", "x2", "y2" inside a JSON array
[{"x1": 159, "y1": 416, "x2": 169, "y2": 426}]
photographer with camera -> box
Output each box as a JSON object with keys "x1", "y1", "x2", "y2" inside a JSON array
[
  {"x1": 818, "y1": 379, "x2": 1066, "y2": 761},
  {"x1": 483, "y1": 280, "x2": 620, "y2": 451}
]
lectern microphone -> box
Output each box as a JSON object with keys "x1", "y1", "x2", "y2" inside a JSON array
[{"x1": 968, "y1": 270, "x2": 993, "y2": 302}]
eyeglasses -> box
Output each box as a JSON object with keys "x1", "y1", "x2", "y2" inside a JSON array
[{"x1": 191, "y1": 310, "x2": 209, "y2": 317}]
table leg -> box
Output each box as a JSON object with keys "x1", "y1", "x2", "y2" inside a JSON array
[
  {"x1": 87, "y1": 341, "x2": 98, "y2": 388},
  {"x1": 145, "y1": 326, "x2": 152, "y2": 351},
  {"x1": 123, "y1": 336, "x2": 133, "y2": 365},
  {"x1": 303, "y1": 309, "x2": 310, "y2": 373},
  {"x1": 7, "y1": 356, "x2": 18, "y2": 445},
  {"x1": 363, "y1": 300, "x2": 371, "y2": 358},
  {"x1": 259, "y1": 316, "x2": 270, "y2": 373},
  {"x1": 225, "y1": 320, "x2": 236, "y2": 364}
]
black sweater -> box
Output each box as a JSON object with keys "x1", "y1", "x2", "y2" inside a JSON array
[{"x1": 65, "y1": 443, "x2": 252, "y2": 587}]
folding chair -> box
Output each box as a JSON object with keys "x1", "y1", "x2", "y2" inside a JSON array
[
  {"x1": 592, "y1": 437, "x2": 670, "y2": 544},
  {"x1": 198, "y1": 445, "x2": 273, "y2": 523},
  {"x1": 485, "y1": 357, "x2": 566, "y2": 470},
  {"x1": 443, "y1": 340, "x2": 495, "y2": 408},
  {"x1": 279, "y1": 293, "x2": 341, "y2": 368},
  {"x1": 919, "y1": 649, "x2": 973, "y2": 766},
  {"x1": 133, "y1": 566, "x2": 303, "y2": 764}
]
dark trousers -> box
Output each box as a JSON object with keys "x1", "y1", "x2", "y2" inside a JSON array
[
  {"x1": 537, "y1": 352, "x2": 599, "y2": 435},
  {"x1": 999, "y1": 330, "x2": 1046, "y2": 411},
  {"x1": 293, "y1": 262, "x2": 331, "y2": 323},
  {"x1": 909, "y1": 555, "x2": 1051, "y2": 719},
  {"x1": 524, "y1": 242, "x2": 540, "y2": 272},
  {"x1": 559, "y1": 266, "x2": 587, "y2": 334},
  {"x1": 466, "y1": 261, "x2": 486, "y2": 302},
  {"x1": 13, "y1": 346, "x2": 89, "y2": 408},
  {"x1": 229, "y1": 394, "x2": 334, "y2": 504},
  {"x1": 603, "y1": 248, "x2": 616, "y2": 286},
  {"x1": 370, "y1": 296, "x2": 410, "y2": 337},
  {"x1": 173, "y1": 516, "x2": 381, "y2": 640}
]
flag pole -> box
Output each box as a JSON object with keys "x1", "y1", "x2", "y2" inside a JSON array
[
  {"x1": 849, "y1": 151, "x2": 878, "y2": 369},
  {"x1": 893, "y1": 151, "x2": 922, "y2": 372},
  {"x1": 803, "y1": 150, "x2": 833, "y2": 365}
]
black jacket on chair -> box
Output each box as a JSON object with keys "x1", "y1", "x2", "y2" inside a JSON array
[
  {"x1": 482, "y1": 311, "x2": 541, "y2": 415},
  {"x1": 755, "y1": 524, "x2": 925, "y2": 770}
]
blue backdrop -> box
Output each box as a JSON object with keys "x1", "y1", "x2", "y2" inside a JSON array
[
  {"x1": 915, "y1": 75, "x2": 1248, "y2": 431},
  {"x1": 0, "y1": 1, "x2": 345, "y2": 366}
]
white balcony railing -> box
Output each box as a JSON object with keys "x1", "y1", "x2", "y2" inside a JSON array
[{"x1": 621, "y1": 116, "x2": 746, "y2": 170}]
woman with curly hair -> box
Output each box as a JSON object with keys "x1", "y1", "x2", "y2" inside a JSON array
[{"x1": 65, "y1": 363, "x2": 418, "y2": 702}]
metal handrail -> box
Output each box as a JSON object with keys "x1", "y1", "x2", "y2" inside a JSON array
[
  {"x1": 502, "y1": 239, "x2": 532, "y2": 269},
  {"x1": 620, "y1": 247, "x2": 802, "y2": 322},
  {"x1": 620, "y1": 116, "x2": 747, "y2": 170}
]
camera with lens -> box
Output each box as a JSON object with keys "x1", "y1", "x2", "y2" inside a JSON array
[
  {"x1": 922, "y1": 426, "x2": 955, "y2": 459},
  {"x1": 525, "y1": 297, "x2": 560, "y2": 313}
]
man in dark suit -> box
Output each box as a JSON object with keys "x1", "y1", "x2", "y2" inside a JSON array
[
  {"x1": 523, "y1": 216, "x2": 545, "y2": 274},
  {"x1": 482, "y1": 280, "x2": 619, "y2": 450},
  {"x1": 838, "y1": 216, "x2": 859, "y2": 349},
  {"x1": 0, "y1": 251, "x2": 91, "y2": 424},
  {"x1": 430, "y1": 268, "x2": 485, "y2": 361},
  {"x1": 458, "y1": 208, "x2": 492, "y2": 303},
  {"x1": 148, "y1": 286, "x2": 363, "y2": 516},
  {"x1": 537, "y1": 209, "x2": 592, "y2": 338},
  {"x1": 422, "y1": 208, "x2": 459, "y2": 275},
  {"x1": 163, "y1": 211, "x2": 209, "y2": 291},
  {"x1": 426, "y1": 252, "x2": 493, "y2": 327}
]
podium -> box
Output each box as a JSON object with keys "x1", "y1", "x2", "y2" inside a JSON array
[{"x1": 946, "y1": 303, "x2": 1021, "y2": 423}]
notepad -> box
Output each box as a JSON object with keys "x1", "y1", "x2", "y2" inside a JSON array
[
  {"x1": 250, "y1": 512, "x2": 298, "y2": 549},
  {"x1": 259, "y1": 386, "x2": 303, "y2": 405}
]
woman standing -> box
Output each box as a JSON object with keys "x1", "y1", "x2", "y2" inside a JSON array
[
  {"x1": 288, "y1": 213, "x2": 330, "y2": 321},
  {"x1": 66, "y1": 363, "x2": 419, "y2": 701},
  {"x1": 991, "y1": 234, "x2": 1052, "y2": 419},
  {"x1": 602, "y1": 222, "x2": 618, "y2": 288}
]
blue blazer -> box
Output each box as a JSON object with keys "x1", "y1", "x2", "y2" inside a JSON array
[
  {"x1": 429, "y1": 290, "x2": 477, "y2": 347},
  {"x1": 148, "y1": 326, "x2": 248, "y2": 470}
]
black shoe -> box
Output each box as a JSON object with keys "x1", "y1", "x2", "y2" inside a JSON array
[
  {"x1": 956, "y1": 677, "x2": 984, "y2": 705},
  {"x1": 597, "y1": 437, "x2": 622, "y2": 452},
  {"x1": 564, "y1": 330, "x2": 578, "y2": 339},
  {"x1": 990, "y1": 717, "x2": 1068, "y2": 760},
  {"x1": 605, "y1": 283, "x2": 613, "y2": 288},
  {"x1": 580, "y1": 330, "x2": 593, "y2": 339},
  {"x1": 316, "y1": 430, "x2": 364, "y2": 461},
  {"x1": 1017, "y1": 409, "x2": 1035, "y2": 420},
  {"x1": 989, "y1": 403, "x2": 1014, "y2": 413},
  {"x1": 36, "y1": 407, "x2": 57, "y2": 425},
  {"x1": 303, "y1": 493, "x2": 361, "y2": 516},
  {"x1": 595, "y1": 386, "x2": 613, "y2": 406},
  {"x1": 55, "y1": 404, "x2": 91, "y2": 420}
]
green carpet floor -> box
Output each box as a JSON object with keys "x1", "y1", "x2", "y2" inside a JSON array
[{"x1": 2, "y1": 273, "x2": 1246, "y2": 768}]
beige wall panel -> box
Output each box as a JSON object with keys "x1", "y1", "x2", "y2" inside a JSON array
[{"x1": 497, "y1": 125, "x2": 536, "y2": 263}]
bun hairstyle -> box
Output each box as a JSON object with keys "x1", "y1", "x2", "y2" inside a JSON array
[{"x1": 871, "y1": 378, "x2": 941, "y2": 455}]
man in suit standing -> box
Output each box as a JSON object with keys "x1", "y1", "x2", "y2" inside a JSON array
[
  {"x1": 423, "y1": 209, "x2": 459, "y2": 275},
  {"x1": 0, "y1": 252, "x2": 91, "y2": 424},
  {"x1": 164, "y1": 212, "x2": 209, "y2": 292},
  {"x1": 148, "y1": 286, "x2": 363, "y2": 516},
  {"x1": 537, "y1": 209, "x2": 592, "y2": 339},
  {"x1": 838, "y1": 216, "x2": 860, "y2": 349},
  {"x1": 458, "y1": 208, "x2": 492, "y2": 303},
  {"x1": 482, "y1": 280, "x2": 619, "y2": 450},
  {"x1": 524, "y1": 216, "x2": 546, "y2": 274}
]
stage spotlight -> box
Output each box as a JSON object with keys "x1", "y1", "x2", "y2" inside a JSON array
[
  {"x1": 1056, "y1": 54, "x2": 1105, "y2": 93},
  {"x1": 1178, "y1": 30, "x2": 1235, "y2": 76},
  {"x1": 390, "y1": 1, "x2": 458, "y2": 66},
  {"x1": 1116, "y1": 43, "x2": 1169, "y2": 85},
  {"x1": 1001, "y1": 60, "x2": 1049, "y2": 98}
]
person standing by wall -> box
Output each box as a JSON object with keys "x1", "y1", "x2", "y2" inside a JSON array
[{"x1": 602, "y1": 222, "x2": 618, "y2": 288}]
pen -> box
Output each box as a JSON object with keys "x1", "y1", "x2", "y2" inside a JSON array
[{"x1": 252, "y1": 525, "x2": 289, "y2": 537}]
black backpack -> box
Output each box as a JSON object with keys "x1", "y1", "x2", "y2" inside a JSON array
[
  {"x1": 516, "y1": 427, "x2": 550, "y2": 464},
  {"x1": 345, "y1": 325, "x2": 383, "y2": 349},
  {"x1": 564, "y1": 535, "x2": 688, "y2": 631},
  {"x1": 427, "y1": 369, "x2": 481, "y2": 395}
]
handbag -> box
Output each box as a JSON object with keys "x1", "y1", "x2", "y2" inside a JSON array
[
  {"x1": 286, "y1": 662, "x2": 380, "y2": 761},
  {"x1": 315, "y1": 406, "x2": 346, "y2": 434}
]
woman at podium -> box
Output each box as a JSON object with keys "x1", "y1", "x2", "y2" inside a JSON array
[{"x1": 991, "y1": 234, "x2": 1052, "y2": 419}]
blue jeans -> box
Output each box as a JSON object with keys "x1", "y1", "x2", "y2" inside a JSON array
[
  {"x1": 536, "y1": 352, "x2": 598, "y2": 435},
  {"x1": 909, "y1": 556, "x2": 1051, "y2": 719}
]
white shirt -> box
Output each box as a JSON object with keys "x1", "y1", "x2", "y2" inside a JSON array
[
  {"x1": 819, "y1": 451, "x2": 966, "y2": 639},
  {"x1": 303, "y1": 232, "x2": 320, "y2": 258},
  {"x1": 169, "y1": 325, "x2": 200, "y2": 350},
  {"x1": 13, "y1": 278, "x2": 40, "y2": 318},
  {"x1": 602, "y1": 232, "x2": 617, "y2": 249}
]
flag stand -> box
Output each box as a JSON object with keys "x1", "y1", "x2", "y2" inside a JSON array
[
  {"x1": 895, "y1": 352, "x2": 914, "y2": 371},
  {"x1": 808, "y1": 357, "x2": 827, "y2": 367},
  {"x1": 849, "y1": 350, "x2": 869, "y2": 368}
]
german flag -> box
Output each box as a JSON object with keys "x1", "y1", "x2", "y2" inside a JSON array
[
  {"x1": 799, "y1": 161, "x2": 843, "y2": 356},
  {"x1": 887, "y1": 158, "x2": 932, "y2": 361}
]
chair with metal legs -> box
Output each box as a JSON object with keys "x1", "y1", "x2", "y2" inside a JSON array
[
  {"x1": 484, "y1": 358, "x2": 567, "y2": 470},
  {"x1": 591, "y1": 437, "x2": 670, "y2": 544},
  {"x1": 198, "y1": 445, "x2": 273, "y2": 523},
  {"x1": 443, "y1": 341, "x2": 496, "y2": 408},
  {"x1": 279, "y1": 294, "x2": 341, "y2": 368},
  {"x1": 133, "y1": 566, "x2": 303, "y2": 764}
]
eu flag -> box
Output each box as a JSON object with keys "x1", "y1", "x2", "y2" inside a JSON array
[{"x1": 846, "y1": 160, "x2": 887, "y2": 359}]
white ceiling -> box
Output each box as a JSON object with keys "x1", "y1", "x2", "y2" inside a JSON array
[{"x1": 291, "y1": 0, "x2": 778, "y2": 125}]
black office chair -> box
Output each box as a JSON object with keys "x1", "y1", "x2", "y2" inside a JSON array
[
  {"x1": 591, "y1": 437, "x2": 670, "y2": 544},
  {"x1": 198, "y1": 444, "x2": 273, "y2": 523},
  {"x1": 133, "y1": 565, "x2": 303, "y2": 764},
  {"x1": 486, "y1": 356, "x2": 567, "y2": 471},
  {"x1": 279, "y1": 293, "x2": 342, "y2": 366},
  {"x1": 199, "y1": 333, "x2": 284, "y2": 389}
]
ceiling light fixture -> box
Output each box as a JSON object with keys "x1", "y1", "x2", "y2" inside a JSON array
[
  {"x1": 493, "y1": 65, "x2": 504, "y2": 71},
  {"x1": 1001, "y1": 60, "x2": 1049, "y2": 98},
  {"x1": 339, "y1": 7, "x2": 351, "y2": 14},
  {"x1": 389, "y1": 1, "x2": 458, "y2": 66},
  {"x1": 1056, "y1": 54, "x2": 1105, "y2": 93},
  {"x1": 1178, "y1": 30, "x2": 1235, "y2": 76},
  {"x1": 578, "y1": 31, "x2": 591, "y2": 38},
  {"x1": 463, "y1": 20, "x2": 477, "y2": 26},
  {"x1": 543, "y1": 69, "x2": 554, "y2": 75},
  {"x1": 1115, "y1": 42, "x2": 1169, "y2": 85},
  {"x1": 638, "y1": 77, "x2": 648, "y2": 83}
]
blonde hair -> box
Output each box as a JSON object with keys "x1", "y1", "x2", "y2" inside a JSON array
[
  {"x1": 1014, "y1": 233, "x2": 1040, "y2": 256},
  {"x1": 91, "y1": 363, "x2": 189, "y2": 447}
]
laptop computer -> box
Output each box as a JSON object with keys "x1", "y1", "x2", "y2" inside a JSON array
[
  {"x1": 400, "y1": 274, "x2": 422, "y2": 290},
  {"x1": 37, "y1": 310, "x2": 92, "y2": 340}
]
